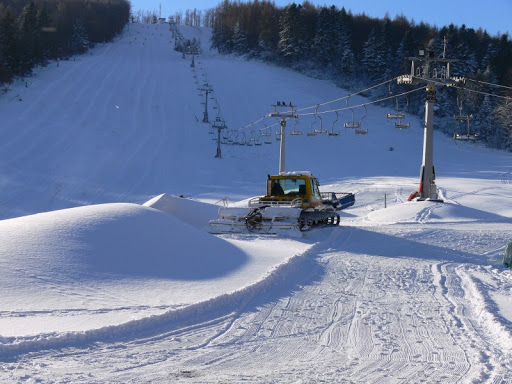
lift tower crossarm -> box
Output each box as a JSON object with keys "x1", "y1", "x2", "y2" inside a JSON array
[{"x1": 269, "y1": 102, "x2": 298, "y2": 174}]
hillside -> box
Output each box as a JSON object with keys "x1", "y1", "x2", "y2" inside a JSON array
[{"x1": 0, "y1": 23, "x2": 511, "y2": 383}]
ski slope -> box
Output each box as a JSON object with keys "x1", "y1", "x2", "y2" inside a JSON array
[{"x1": 0, "y1": 23, "x2": 511, "y2": 383}]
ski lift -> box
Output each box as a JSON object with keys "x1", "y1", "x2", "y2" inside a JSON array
[
  {"x1": 260, "y1": 117, "x2": 272, "y2": 144},
  {"x1": 344, "y1": 96, "x2": 360, "y2": 129},
  {"x1": 453, "y1": 96, "x2": 479, "y2": 143},
  {"x1": 328, "y1": 110, "x2": 340, "y2": 137},
  {"x1": 290, "y1": 119, "x2": 303, "y2": 136},
  {"x1": 240, "y1": 131, "x2": 248, "y2": 146},
  {"x1": 313, "y1": 106, "x2": 327, "y2": 134},
  {"x1": 386, "y1": 98, "x2": 405, "y2": 120},
  {"x1": 250, "y1": 130, "x2": 262, "y2": 146},
  {"x1": 225, "y1": 129, "x2": 234, "y2": 145},
  {"x1": 387, "y1": 98, "x2": 410, "y2": 129},
  {"x1": 232, "y1": 130, "x2": 240, "y2": 145},
  {"x1": 307, "y1": 105, "x2": 319, "y2": 136},
  {"x1": 354, "y1": 105, "x2": 368, "y2": 135}
]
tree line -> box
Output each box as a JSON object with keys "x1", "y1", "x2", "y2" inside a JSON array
[
  {"x1": 0, "y1": 0, "x2": 130, "y2": 83},
  {"x1": 205, "y1": 0, "x2": 512, "y2": 151}
]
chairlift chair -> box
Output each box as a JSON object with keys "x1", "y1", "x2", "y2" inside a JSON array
[
  {"x1": 328, "y1": 110, "x2": 340, "y2": 136},
  {"x1": 261, "y1": 118, "x2": 273, "y2": 144},
  {"x1": 453, "y1": 96, "x2": 479, "y2": 142},
  {"x1": 344, "y1": 97, "x2": 360, "y2": 129},
  {"x1": 394, "y1": 120, "x2": 410, "y2": 129},
  {"x1": 250, "y1": 130, "x2": 262, "y2": 145},
  {"x1": 313, "y1": 106, "x2": 327, "y2": 134},
  {"x1": 386, "y1": 98, "x2": 405, "y2": 120},
  {"x1": 307, "y1": 121, "x2": 317, "y2": 136},
  {"x1": 290, "y1": 119, "x2": 303, "y2": 136},
  {"x1": 231, "y1": 130, "x2": 240, "y2": 145},
  {"x1": 354, "y1": 105, "x2": 368, "y2": 135},
  {"x1": 239, "y1": 131, "x2": 249, "y2": 146},
  {"x1": 307, "y1": 105, "x2": 319, "y2": 136}
]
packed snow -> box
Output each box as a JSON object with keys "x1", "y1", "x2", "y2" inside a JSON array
[{"x1": 0, "y1": 22, "x2": 511, "y2": 383}]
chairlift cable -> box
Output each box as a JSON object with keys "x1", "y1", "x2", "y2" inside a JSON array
[
  {"x1": 296, "y1": 86, "x2": 424, "y2": 117},
  {"x1": 466, "y1": 78, "x2": 512, "y2": 91},
  {"x1": 294, "y1": 77, "x2": 398, "y2": 113},
  {"x1": 414, "y1": 76, "x2": 512, "y2": 101}
]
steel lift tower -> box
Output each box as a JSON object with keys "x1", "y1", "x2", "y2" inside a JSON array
[
  {"x1": 269, "y1": 102, "x2": 298, "y2": 174},
  {"x1": 399, "y1": 41, "x2": 465, "y2": 201},
  {"x1": 212, "y1": 117, "x2": 227, "y2": 158},
  {"x1": 200, "y1": 83, "x2": 213, "y2": 123}
]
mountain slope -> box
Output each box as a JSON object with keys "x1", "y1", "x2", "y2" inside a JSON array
[{"x1": 0, "y1": 23, "x2": 511, "y2": 383}]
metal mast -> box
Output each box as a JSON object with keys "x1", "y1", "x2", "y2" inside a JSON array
[
  {"x1": 398, "y1": 39, "x2": 465, "y2": 201},
  {"x1": 269, "y1": 102, "x2": 297, "y2": 174},
  {"x1": 211, "y1": 117, "x2": 227, "y2": 158},
  {"x1": 200, "y1": 83, "x2": 213, "y2": 123}
]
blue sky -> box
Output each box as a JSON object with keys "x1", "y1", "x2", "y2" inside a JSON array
[{"x1": 130, "y1": 0, "x2": 511, "y2": 37}]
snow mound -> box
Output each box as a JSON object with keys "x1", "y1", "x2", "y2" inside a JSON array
[
  {"x1": 0, "y1": 203, "x2": 244, "y2": 281},
  {"x1": 0, "y1": 203, "x2": 249, "y2": 337},
  {"x1": 365, "y1": 201, "x2": 438, "y2": 224},
  {"x1": 365, "y1": 200, "x2": 507, "y2": 224},
  {"x1": 144, "y1": 193, "x2": 219, "y2": 230}
]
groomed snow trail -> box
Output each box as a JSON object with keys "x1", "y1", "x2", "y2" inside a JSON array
[{"x1": 4, "y1": 223, "x2": 511, "y2": 383}]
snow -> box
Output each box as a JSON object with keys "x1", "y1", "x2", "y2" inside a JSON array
[{"x1": 0, "y1": 22, "x2": 512, "y2": 382}]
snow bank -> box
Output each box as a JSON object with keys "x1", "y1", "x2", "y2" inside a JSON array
[
  {"x1": 364, "y1": 200, "x2": 508, "y2": 225},
  {"x1": 0, "y1": 203, "x2": 250, "y2": 338},
  {"x1": 144, "y1": 193, "x2": 219, "y2": 230},
  {"x1": 0, "y1": 203, "x2": 244, "y2": 281}
]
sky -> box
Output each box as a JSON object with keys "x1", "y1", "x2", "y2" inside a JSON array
[{"x1": 130, "y1": 0, "x2": 511, "y2": 37}]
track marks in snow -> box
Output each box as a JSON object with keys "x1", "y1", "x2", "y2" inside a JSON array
[{"x1": 4, "y1": 229, "x2": 512, "y2": 383}]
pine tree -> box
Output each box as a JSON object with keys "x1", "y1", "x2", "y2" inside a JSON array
[
  {"x1": 451, "y1": 26, "x2": 478, "y2": 77},
  {"x1": 312, "y1": 6, "x2": 336, "y2": 67},
  {"x1": 71, "y1": 19, "x2": 89, "y2": 54},
  {"x1": 494, "y1": 97, "x2": 512, "y2": 150},
  {"x1": 361, "y1": 25, "x2": 389, "y2": 83},
  {"x1": 36, "y1": 5, "x2": 52, "y2": 65},
  {"x1": 0, "y1": 10, "x2": 17, "y2": 76},
  {"x1": 17, "y1": 1, "x2": 38, "y2": 74},
  {"x1": 335, "y1": 17, "x2": 355, "y2": 77},
  {"x1": 475, "y1": 93, "x2": 495, "y2": 143},
  {"x1": 232, "y1": 20, "x2": 248, "y2": 54},
  {"x1": 278, "y1": 3, "x2": 307, "y2": 62}
]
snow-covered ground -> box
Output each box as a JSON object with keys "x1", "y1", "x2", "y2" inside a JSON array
[{"x1": 0, "y1": 23, "x2": 511, "y2": 383}]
